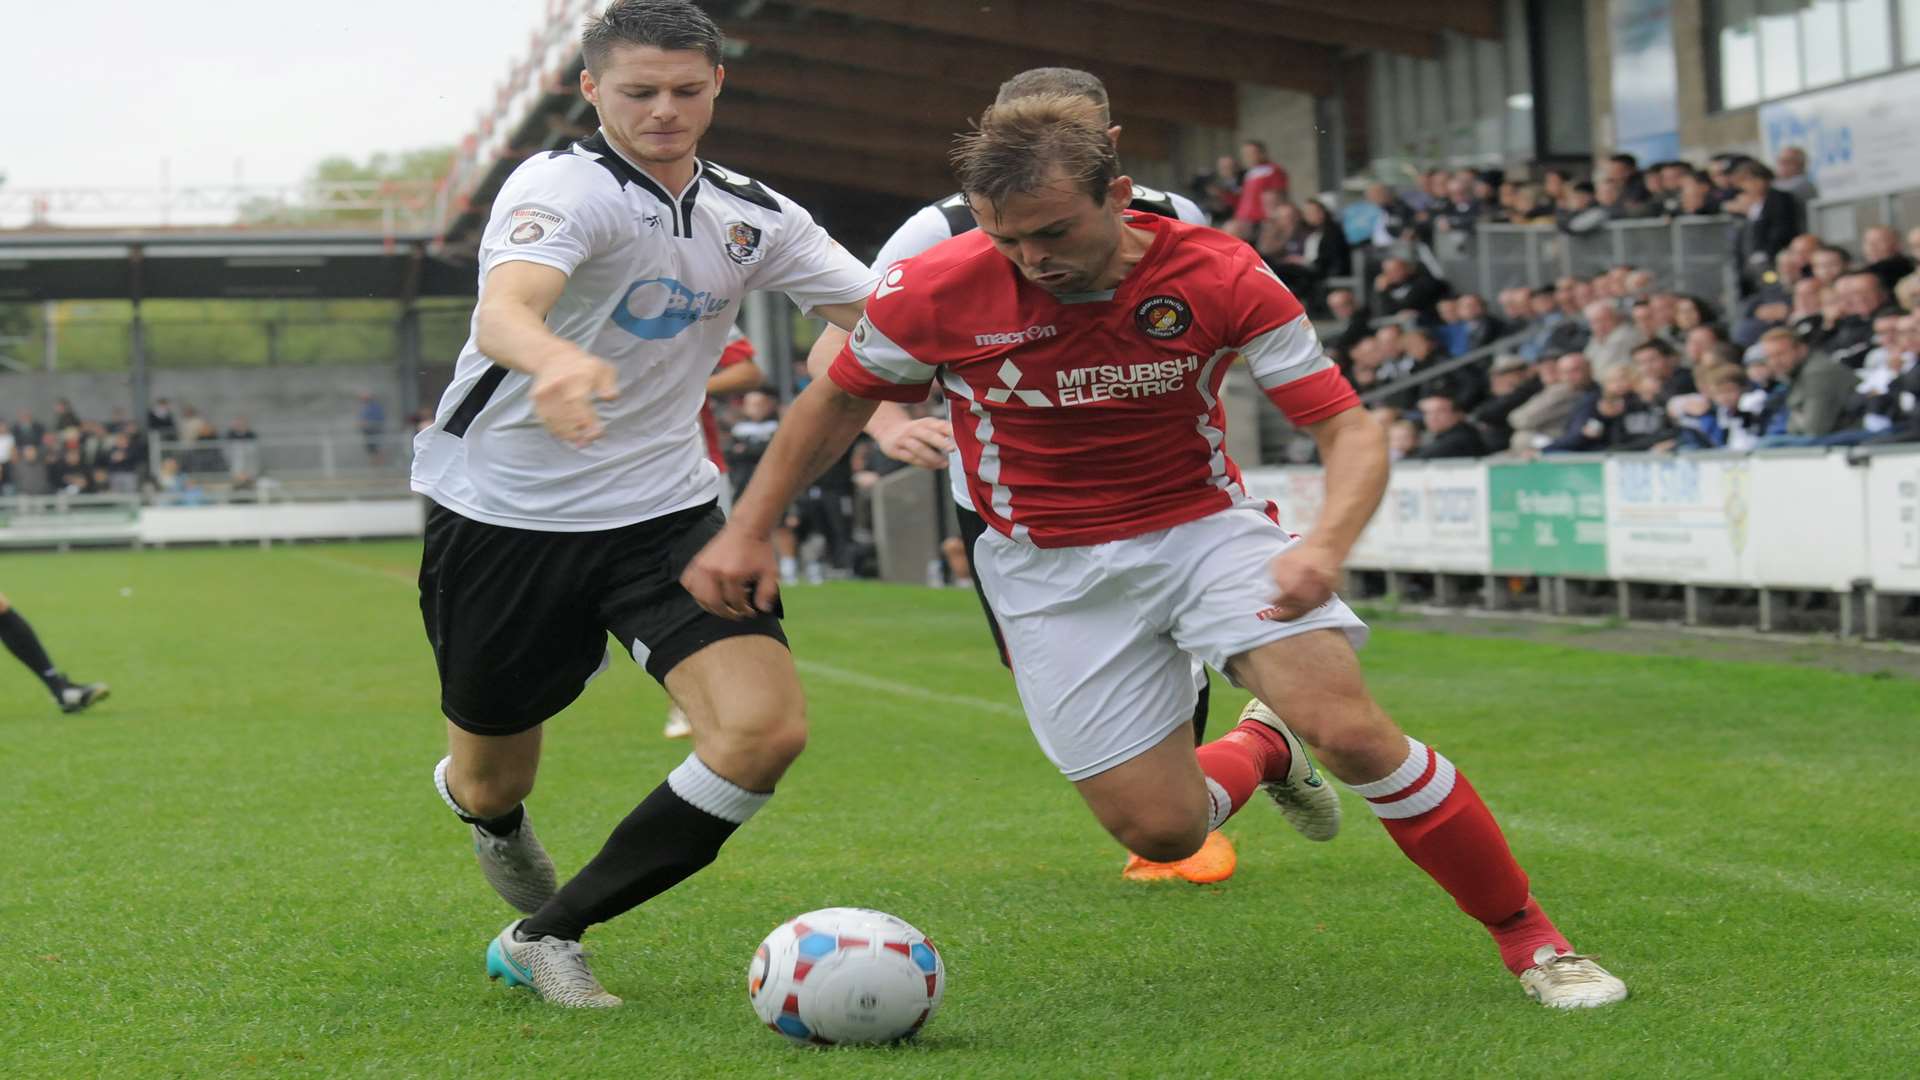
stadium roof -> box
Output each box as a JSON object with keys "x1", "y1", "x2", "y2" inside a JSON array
[
  {"x1": 0, "y1": 232, "x2": 473, "y2": 302},
  {"x1": 436, "y1": 0, "x2": 1503, "y2": 254}
]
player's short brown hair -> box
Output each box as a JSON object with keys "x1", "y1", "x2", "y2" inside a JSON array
[
  {"x1": 582, "y1": 0, "x2": 722, "y2": 74},
  {"x1": 993, "y1": 68, "x2": 1110, "y2": 125},
  {"x1": 950, "y1": 95, "x2": 1121, "y2": 212}
]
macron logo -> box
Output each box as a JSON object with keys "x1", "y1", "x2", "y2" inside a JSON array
[{"x1": 973, "y1": 325, "x2": 1058, "y2": 347}]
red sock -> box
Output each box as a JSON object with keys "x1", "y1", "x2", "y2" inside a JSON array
[
  {"x1": 1194, "y1": 720, "x2": 1291, "y2": 828},
  {"x1": 1353, "y1": 736, "x2": 1570, "y2": 974}
]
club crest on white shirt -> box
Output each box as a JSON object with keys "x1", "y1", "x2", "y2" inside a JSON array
[{"x1": 724, "y1": 220, "x2": 766, "y2": 265}]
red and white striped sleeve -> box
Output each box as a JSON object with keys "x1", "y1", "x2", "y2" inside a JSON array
[
  {"x1": 827, "y1": 263, "x2": 940, "y2": 403},
  {"x1": 1232, "y1": 260, "x2": 1360, "y2": 426}
]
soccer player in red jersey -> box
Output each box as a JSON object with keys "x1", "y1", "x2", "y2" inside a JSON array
[{"x1": 687, "y1": 96, "x2": 1626, "y2": 1008}]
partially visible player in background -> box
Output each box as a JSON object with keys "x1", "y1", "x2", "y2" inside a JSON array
[
  {"x1": 666, "y1": 324, "x2": 764, "y2": 738},
  {"x1": 802, "y1": 67, "x2": 1250, "y2": 885},
  {"x1": 1, "y1": 591, "x2": 108, "y2": 713}
]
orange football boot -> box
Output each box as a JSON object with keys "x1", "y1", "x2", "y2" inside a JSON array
[{"x1": 1119, "y1": 831, "x2": 1238, "y2": 883}]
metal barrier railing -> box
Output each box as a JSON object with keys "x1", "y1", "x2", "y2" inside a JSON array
[
  {"x1": 1431, "y1": 218, "x2": 1742, "y2": 312},
  {"x1": 148, "y1": 431, "x2": 417, "y2": 482}
]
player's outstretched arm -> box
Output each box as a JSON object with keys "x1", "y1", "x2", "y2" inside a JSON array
[
  {"x1": 683, "y1": 377, "x2": 879, "y2": 619},
  {"x1": 1266, "y1": 405, "x2": 1389, "y2": 621},
  {"x1": 474, "y1": 261, "x2": 618, "y2": 448},
  {"x1": 807, "y1": 325, "x2": 951, "y2": 469}
]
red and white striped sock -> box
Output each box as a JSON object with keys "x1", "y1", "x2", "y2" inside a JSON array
[
  {"x1": 1194, "y1": 719, "x2": 1291, "y2": 830},
  {"x1": 1351, "y1": 735, "x2": 1570, "y2": 974}
]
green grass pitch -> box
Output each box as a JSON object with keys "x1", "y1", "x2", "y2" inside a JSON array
[{"x1": 3, "y1": 542, "x2": 1916, "y2": 1078}]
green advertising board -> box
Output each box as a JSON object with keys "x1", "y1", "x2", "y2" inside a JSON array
[{"x1": 1488, "y1": 461, "x2": 1609, "y2": 575}]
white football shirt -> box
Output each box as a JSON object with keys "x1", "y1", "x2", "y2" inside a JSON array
[
  {"x1": 867, "y1": 185, "x2": 1213, "y2": 510},
  {"x1": 412, "y1": 131, "x2": 875, "y2": 531}
]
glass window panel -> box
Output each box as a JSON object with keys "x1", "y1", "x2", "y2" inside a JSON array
[
  {"x1": 1803, "y1": 0, "x2": 1847, "y2": 86},
  {"x1": 1719, "y1": 0, "x2": 1763, "y2": 108},
  {"x1": 1905, "y1": 0, "x2": 1920, "y2": 64},
  {"x1": 1446, "y1": 33, "x2": 1476, "y2": 125},
  {"x1": 1503, "y1": 0, "x2": 1534, "y2": 160},
  {"x1": 1758, "y1": 0, "x2": 1804, "y2": 98},
  {"x1": 1845, "y1": 0, "x2": 1894, "y2": 74}
]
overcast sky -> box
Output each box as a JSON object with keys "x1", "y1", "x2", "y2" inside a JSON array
[{"x1": 4, "y1": 0, "x2": 554, "y2": 193}]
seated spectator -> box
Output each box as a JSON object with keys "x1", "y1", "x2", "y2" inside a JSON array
[
  {"x1": 1594, "y1": 176, "x2": 1650, "y2": 221},
  {"x1": 1665, "y1": 168, "x2": 1722, "y2": 217},
  {"x1": 55, "y1": 448, "x2": 92, "y2": 494},
  {"x1": 1517, "y1": 287, "x2": 1578, "y2": 361},
  {"x1": 1190, "y1": 155, "x2": 1241, "y2": 226},
  {"x1": 1541, "y1": 167, "x2": 1572, "y2": 206},
  {"x1": 1584, "y1": 299, "x2": 1643, "y2": 376},
  {"x1": 1556, "y1": 182, "x2": 1610, "y2": 234},
  {"x1": 1819, "y1": 271, "x2": 1900, "y2": 369},
  {"x1": 1345, "y1": 337, "x2": 1388, "y2": 396},
  {"x1": 1858, "y1": 313, "x2": 1916, "y2": 435},
  {"x1": 156, "y1": 457, "x2": 208, "y2": 506},
  {"x1": 52, "y1": 398, "x2": 81, "y2": 432},
  {"x1": 1509, "y1": 352, "x2": 1596, "y2": 452},
  {"x1": 1387, "y1": 418, "x2": 1420, "y2": 462},
  {"x1": 1411, "y1": 395, "x2": 1489, "y2": 459},
  {"x1": 1471, "y1": 354, "x2": 1543, "y2": 450},
  {"x1": 1323, "y1": 287, "x2": 1370, "y2": 359},
  {"x1": 1809, "y1": 244, "x2": 1849, "y2": 290},
  {"x1": 725, "y1": 391, "x2": 781, "y2": 494},
  {"x1": 1497, "y1": 286, "x2": 1534, "y2": 327},
  {"x1": 1863, "y1": 313, "x2": 1920, "y2": 444},
  {"x1": 1361, "y1": 181, "x2": 1417, "y2": 249},
  {"x1": 1861, "y1": 226, "x2": 1917, "y2": 297},
  {"x1": 1547, "y1": 366, "x2": 1669, "y2": 452},
  {"x1": 13, "y1": 445, "x2": 52, "y2": 496},
  {"x1": 1782, "y1": 276, "x2": 1829, "y2": 344},
  {"x1": 1433, "y1": 173, "x2": 1483, "y2": 240},
  {"x1": 103, "y1": 434, "x2": 141, "y2": 494},
  {"x1": 1675, "y1": 366, "x2": 1767, "y2": 450},
  {"x1": 1755, "y1": 327, "x2": 1864, "y2": 445},
  {"x1": 1372, "y1": 256, "x2": 1448, "y2": 324},
  {"x1": 1602, "y1": 152, "x2": 1652, "y2": 207},
  {"x1": 1444, "y1": 293, "x2": 1510, "y2": 355},
  {"x1": 1388, "y1": 329, "x2": 1486, "y2": 413},
  {"x1": 1633, "y1": 339, "x2": 1695, "y2": 399},
  {"x1": 1294, "y1": 198, "x2": 1351, "y2": 311}
]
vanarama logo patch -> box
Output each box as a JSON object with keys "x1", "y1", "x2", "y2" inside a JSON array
[
  {"x1": 507, "y1": 206, "x2": 563, "y2": 245},
  {"x1": 974, "y1": 325, "x2": 1057, "y2": 347},
  {"x1": 1134, "y1": 295, "x2": 1192, "y2": 339}
]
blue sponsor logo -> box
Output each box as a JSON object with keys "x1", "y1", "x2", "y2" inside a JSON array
[{"x1": 609, "y1": 277, "x2": 731, "y2": 340}]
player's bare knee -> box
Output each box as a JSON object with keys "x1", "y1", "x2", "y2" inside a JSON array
[
  {"x1": 699, "y1": 701, "x2": 807, "y2": 789},
  {"x1": 1303, "y1": 698, "x2": 1406, "y2": 781}
]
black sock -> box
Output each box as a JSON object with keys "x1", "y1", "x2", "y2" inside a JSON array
[
  {"x1": 1190, "y1": 679, "x2": 1211, "y2": 745},
  {"x1": 0, "y1": 609, "x2": 63, "y2": 696},
  {"x1": 519, "y1": 775, "x2": 753, "y2": 941},
  {"x1": 460, "y1": 804, "x2": 525, "y2": 837}
]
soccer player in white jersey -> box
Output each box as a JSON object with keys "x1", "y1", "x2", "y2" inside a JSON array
[
  {"x1": 409, "y1": 1, "x2": 874, "y2": 1009},
  {"x1": 689, "y1": 97, "x2": 1627, "y2": 1010},
  {"x1": 802, "y1": 68, "x2": 1261, "y2": 886}
]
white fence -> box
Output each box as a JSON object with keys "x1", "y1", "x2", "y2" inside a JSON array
[
  {"x1": 0, "y1": 494, "x2": 423, "y2": 550},
  {"x1": 1243, "y1": 444, "x2": 1920, "y2": 634}
]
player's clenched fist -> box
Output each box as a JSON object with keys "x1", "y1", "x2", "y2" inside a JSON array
[
  {"x1": 530, "y1": 350, "x2": 620, "y2": 448},
  {"x1": 683, "y1": 524, "x2": 781, "y2": 620},
  {"x1": 1266, "y1": 541, "x2": 1342, "y2": 622}
]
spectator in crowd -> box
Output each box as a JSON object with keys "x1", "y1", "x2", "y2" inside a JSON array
[
  {"x1": 1442, "y1": 293, "x2": 1510, "y2": 355},
  {"x1": 1666, "y1": 168, "x2": 1722, "y2": 217},
  {"x1": 13, "y1": 445, "x2": 52, "y2": 496},
  {"x1": 1897, "y1": 272, "x2": 1920, "y2": 316},
  {"x1": 1372, "y1": 256, "x2": 1448, "y2": 323},
  {"x1": 725, "y1": 390, "x2": 781, "y2": 495},
  {"x1": 1676, "y1": 365, "x2": 1767, "y2": 450},
  {"x1": 1410, "y1": 395, "x2": 1489, "y2": 459},
  {"x1": 1547, "y1": 365, "x2": 1669, "y2": 452},
  {"x1": 1292, "y1": 198, "x2": 1352, "y2": 311},
  {"x1": 1772, "y1": 145, "x2": 1818, "y2": 205},
  {"x1": 1541, "y1": 167, "x2": 1572, "y2": 206},
  {"x1": 55, "y1": 447, "x2": 92, "y2": 494},
  {"x1": 1556, "y1": 182, "x2": 1610, "y2": 234},
  {"x1": 1256, "y1": 200, "x2": 1312, "y2": 292},
  {"x1": 1324, "y1": 286, "x2": 1370, "y2": 359},
  {"x1": 1226, "y1": 139, "x2": 1288, "y2": 241},
  {"x1": 1858, "y1": 313, "x2": 1915, "y2": 436},
  {"x1": 1386, "y1": 418, "x2": 1420, "y2": 461},
  {"x1": 1516, "y1": 286, "x2": 1573, "y2": 361},
  {"x1": 1361, "y1": 181, "x2": 1416, "y2": 250},
  {"x1": 1190, "y1": 154, "x2": 1241, "y2": 226},
  {"x1": 1633, "y1": 338, "x2": 1695, "y2": 400},
  {"x1": 1509, "y1": 352, "x2": 1596, "y2": 452},
  {"x1": 1863, "y1": 313, "x2": 1920, "y2": 444},
  {"x1": 1593, "y1": 176, "x2": 1647, "y2": 221},
  {"x1": 1583, "y1": 300, "x2": 1642, "y2": 375},
  {"x1": 146, "y1": 398, "x2": 178, "y2": 439},
  {"x1": 102, "y1": 433, "x2": 141, "y2": 494},
  {"x1": 52, "y1": 399, "x2": 81, "y2": 431},
  {"x1": 356, "y1": 391, "x2": 387, "y2": 465},
  {"x1": 1433, "y1": 172, "x2": 1483, "y2": 240},
  {"x1": 1602, "y1": 152, "x2": 1651, "y2": 206},
  {"x1": 1861, "y1": 226, "x2": 1917, "y2": 296},
  {"x1": 1809, "y1": 244, "x2": 1849, "y2": 290},
  {"x1": 1757, "y1": 327, "x2": 1861, "y2": 444},
  {"x1": 1819, "y1": 271, "x2": 1897, "y2": 369},
  {"x1": 1470, "y1": 353, "x2": 1543, "y2": 450},
  {"x1": 1731, "y1": 161, "x2": 1802, "y2": 290},
  {"x1": 1344, "y1": 336, "x2": 1388, "y2": 396}
]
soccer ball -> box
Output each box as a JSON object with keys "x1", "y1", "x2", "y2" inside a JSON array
[{"x1": 747, "y1": 907, "x2": 945, "y2": 1046}]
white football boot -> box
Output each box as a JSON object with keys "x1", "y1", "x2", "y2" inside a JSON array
[
  {"x1": 1238, "y1": 700, "x2": 1342, "y2": 841},
  {"x1": 486, "y1": 921, "x2": 622, "y2": 1008},
  {"x1": 435, "y1": 756, "x2": 557, "y2": 914},
  {"x1": 1518, "y1": 945, "x2": 1629, "y2": 1008}
]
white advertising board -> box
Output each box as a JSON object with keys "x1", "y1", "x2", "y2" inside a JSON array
[
  {"x1": 1605, "y1": 455, "x2": 1757, "y2": 584},
  {"x1": 1758, "y1": 67, "x2": 1920, "y2": 204},
  {"x1": 1863, "y1": 449, "x2": 1920, "y2": 593},
  {"x1": 1745, "y1": 452, "x2": 1870, "y2": 590}
]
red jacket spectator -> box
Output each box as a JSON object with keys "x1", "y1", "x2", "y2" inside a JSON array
[{"x1": 1232, "y1": 140, "x2": 1289, "y2": 230}]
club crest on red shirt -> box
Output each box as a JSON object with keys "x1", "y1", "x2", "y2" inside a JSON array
[{"x1": 1134, "y1": 295, "x2": 1192, "y2": 339}]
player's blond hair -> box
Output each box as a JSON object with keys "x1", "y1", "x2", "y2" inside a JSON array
[{"x1": 950, "y1": 95, "x2": 1121, "y2": 213}]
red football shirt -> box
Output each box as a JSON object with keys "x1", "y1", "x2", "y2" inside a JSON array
[
  {"x1": 830, "y1": 213, "x2": 1358, "y2": 547},
  {"x1": 1233, "y1": 162, "x2": 1290, "y2": 223},
  {"x1": 700, "y1": 328, "x2": 756, "y2": 471}
]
